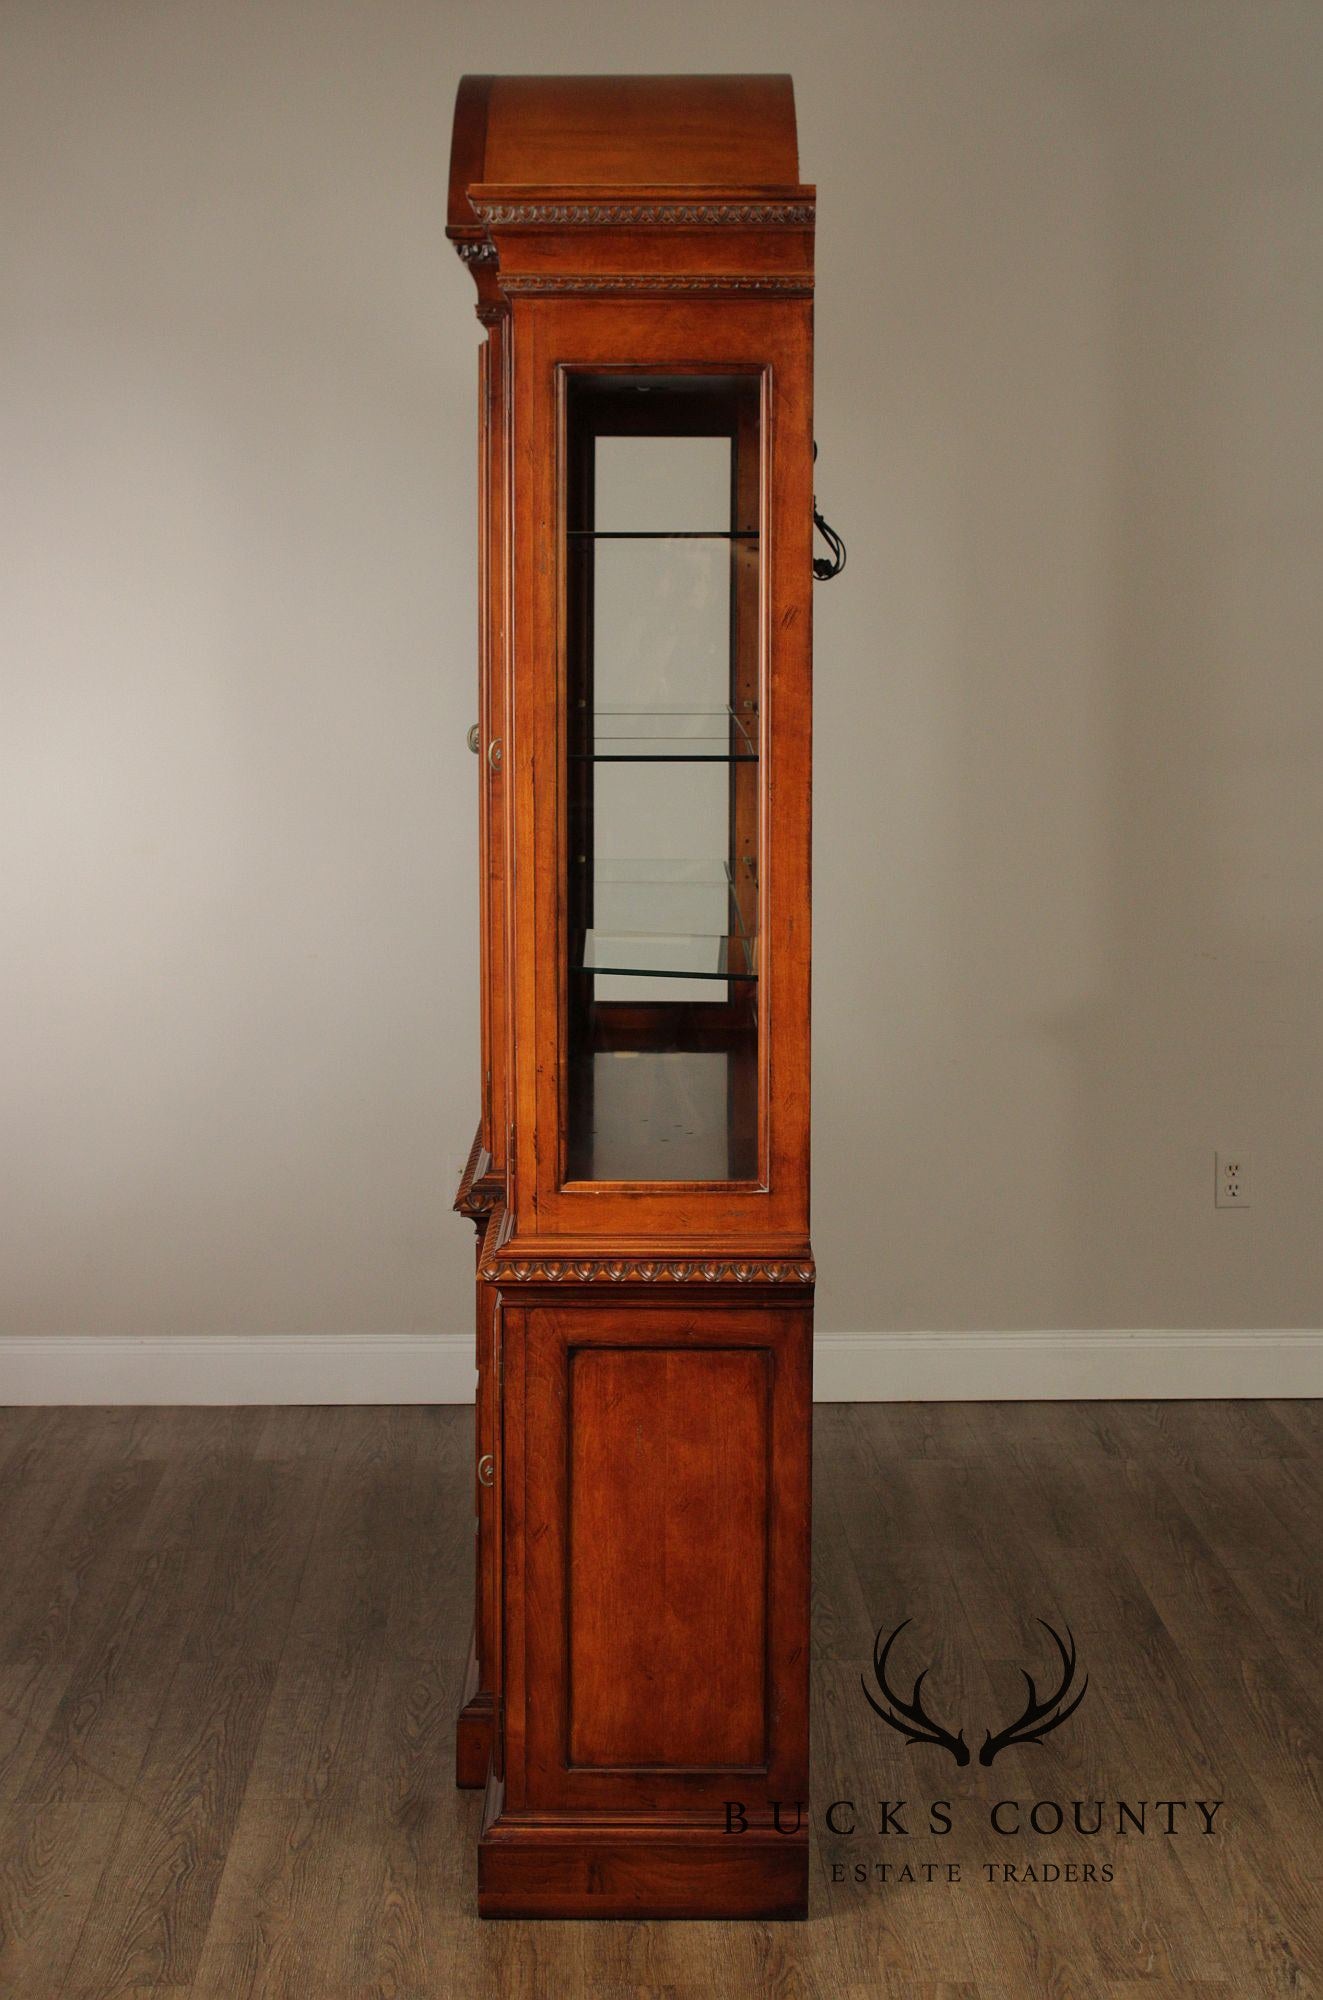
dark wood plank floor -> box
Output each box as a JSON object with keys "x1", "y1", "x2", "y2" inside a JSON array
[{"x1": 0, "y1": 1402, "x2": 1319, "y2": 1998}]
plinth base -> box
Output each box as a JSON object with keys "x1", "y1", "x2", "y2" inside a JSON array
[{"x1": 479, "y1": 1801, "x2": 808, "y2": 1920}]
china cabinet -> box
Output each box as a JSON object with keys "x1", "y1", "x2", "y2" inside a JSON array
[{"x1": 449, "y1": 73, "x2": 815, "y2": 1919}]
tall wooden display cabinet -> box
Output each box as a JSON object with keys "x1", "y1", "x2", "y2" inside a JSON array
[{"x1": 448, "y1": 74, "x2": 815, "y2": 1920}]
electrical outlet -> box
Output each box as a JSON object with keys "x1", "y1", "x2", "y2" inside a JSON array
[{"x1": 1215, "y1": 1152, "x2": 1251, "y2": 1208}]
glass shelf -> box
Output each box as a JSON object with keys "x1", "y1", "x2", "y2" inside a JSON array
[
  {"x1": 579, "y1": 858, "x2": 755, "y2": 942},
  {"x1": 568, "y1": 529, "x2": 759, "y2": 540},
  {"x1": 571, "y1": 707, "x2": 758, "y2": 763},
  {"x1": 576, "y1": 930, "x2": 757, "y2": 982}
]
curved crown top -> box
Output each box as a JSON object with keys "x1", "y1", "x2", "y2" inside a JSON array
[{"x1": 448, "y1": 73, "x2": 803, "y2": 233}]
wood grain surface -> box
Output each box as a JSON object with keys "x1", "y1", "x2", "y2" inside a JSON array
[{"x1": 0, "y1": 1400, "x2": 1318, "y2": 1996}]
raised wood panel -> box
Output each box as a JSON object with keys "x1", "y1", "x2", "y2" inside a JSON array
[
  {"x1": 507, "y1": 1298, "x2": 810, "y2": 1823},
  {"x1": 568, "y1": 1345, "x2": 768, "y2": 1770}
]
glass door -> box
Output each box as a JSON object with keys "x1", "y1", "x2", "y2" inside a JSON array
[{"x1": 565, "y1": 373, "x2": 761, "y2": 1183}]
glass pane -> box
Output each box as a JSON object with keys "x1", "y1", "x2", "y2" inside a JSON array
[
  {"x1": 565, "y1": 374, "x2": 760, "y2": 1183},
  {"x1": 589, "y1": 540, "x2": 729, "y2": 714},
  {"x1": 577, "y1": 709, "x2": 757, "y2": 760}
]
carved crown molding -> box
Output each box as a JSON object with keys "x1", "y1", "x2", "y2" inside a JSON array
[
  {"x1": 473, "y1": 199, "x2": 814, "y2": 228},
  {"x1": 460, "y1": 1183, "x2": 502, "y2": 1218},
  {"x1": 481, "y1": 1253, "x2": 815, "y2": 1287},
  {"x1": 454, "y1": 1131, "x2": 503, "y2": 1220},
  {"x1": 455, "y1": 238, "x2": 499, "y2": 266},
  {"x1": 500, "y1": 273, "x2": 811, "y2": 298}
]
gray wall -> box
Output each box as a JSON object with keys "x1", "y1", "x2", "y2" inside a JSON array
[{"x1": 3, "y1": 1, "x2": 1321, "y2": 1360}]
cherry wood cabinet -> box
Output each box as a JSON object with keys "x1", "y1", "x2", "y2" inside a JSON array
[{"x1": 449, "y1": 73, "x2": 815, "y2": 1920}]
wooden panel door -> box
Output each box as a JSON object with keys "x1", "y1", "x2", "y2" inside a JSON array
[{"x1": 500, "y1": 1296, "x2": 810, "y2": 1820}]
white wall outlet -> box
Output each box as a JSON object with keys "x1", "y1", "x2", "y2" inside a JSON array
[{"x1": 1215, "y1": 1152, "x2": 1251, "y2": 1208}]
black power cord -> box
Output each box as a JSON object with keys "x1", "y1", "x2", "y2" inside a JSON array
[{"x1": 811, "y1": 441, "x2": 846, "y2": 580}]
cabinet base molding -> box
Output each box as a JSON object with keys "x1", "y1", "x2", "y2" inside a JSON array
[
  {"x1": 478, "y1": 1814, "x2": 808, "y2": 1921},
  {"x1": 455, "y1": 1626, "x2": 495, "y2": 1790},
  {"x1": 455, "y1": 1704, "x2": 494, "y2": 1792}
]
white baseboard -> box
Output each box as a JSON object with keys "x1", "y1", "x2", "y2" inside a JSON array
[
  {"x1": 813, "y1": 1329, "x2": 1323, "y2": 1400},
  {"x1": 0, "y1": 1334, "x2": 477, "y2": 1406},
  {"x1": 1, "y1": 1330, "x2": 1319, "y2": 1407}
]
